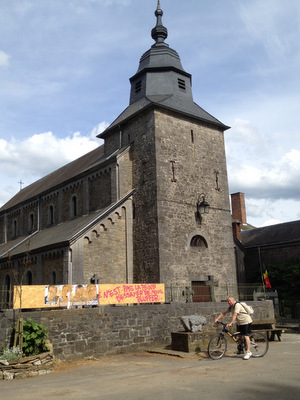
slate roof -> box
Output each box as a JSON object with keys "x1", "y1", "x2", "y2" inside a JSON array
[
  {"x1": 0, "y1": 191, "x2": 134, "y2": 259},
  {"x1": 0, "y1": 145, "x2": 105, "y2": 212},
  {"x1": 241, "y1": 220, "x2": 300, "y2": 248},
  {"x1": 100, "y1": 94, "x2": 228, "y2": 137},
  {"x1": 100, "y1": 2, "x2": 229, "y2": 138}
]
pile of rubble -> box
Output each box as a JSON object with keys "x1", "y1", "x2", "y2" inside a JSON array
[{"x1": 0, "y1": 351, "x2": 54, "y2": 380}]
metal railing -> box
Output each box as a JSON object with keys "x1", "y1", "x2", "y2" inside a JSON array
[
  {"x1": 0, "y1": 283, "x2": 282, "y2": 310},
  {"x1": 164, "y1": 283, "x2": 275, "y2": 303}
]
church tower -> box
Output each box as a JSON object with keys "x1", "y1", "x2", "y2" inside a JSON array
[{"x1": 99, "y1": 1, "x2": 237, "y2": 299}]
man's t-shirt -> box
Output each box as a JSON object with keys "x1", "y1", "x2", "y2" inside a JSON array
[{"x1": 229, "y1": 302, "x2": 252, "y2": 325}]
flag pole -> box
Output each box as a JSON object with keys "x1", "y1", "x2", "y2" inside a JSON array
[{"x1": 258, "y1": 247, "x2": 266, "y2": 294}]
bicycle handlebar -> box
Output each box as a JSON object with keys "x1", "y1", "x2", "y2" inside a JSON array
[{"x1": 215, "y1": 321, "x2": 226, "y2": 327}]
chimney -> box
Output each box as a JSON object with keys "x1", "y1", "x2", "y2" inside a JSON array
[
  {"x1": 232, "y1": 220, "x2": 242, "y2": 241},
  {"x1": 231, "y1": 192, "x2": 247, "y2": 224}
]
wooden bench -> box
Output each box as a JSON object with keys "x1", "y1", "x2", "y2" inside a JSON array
[{"x1": 251, "y1": 318, "x2": 283, "y2": 341}]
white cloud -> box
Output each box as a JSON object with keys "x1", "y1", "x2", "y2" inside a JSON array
[
  {"x1": 226, "y1": 116, "x2": 300, "y2": 202},
  {"x1": 0, "y1": 50, "x2": 10, "y2": 67},
  {"x1": 245, "y1": 198, "x2": 300, "y2": 228},
  {"x1": 90, "y1": 122, "x2": 109, "y2": 138},
  {"x1": 0, "y1": 126, "x2": 106, "y2": 208},
  {"x1": 1, "y1": 0, "x2": 300, "y2": 229}
]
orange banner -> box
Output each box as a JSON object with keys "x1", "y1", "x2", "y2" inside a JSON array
[{"x1": 99, "y1": 284, "x2": 165, "y2": 305}]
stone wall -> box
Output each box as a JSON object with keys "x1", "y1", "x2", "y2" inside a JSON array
[
  {"x1": 83, "y1": 207, "x2": 128, "y2": 284},
  {"x1": 0, "y1": 300, "x2": 274, "y2": 361},
  {"x1": 153, "y1": 109, "x2": 236, "y2": 295},
  {"x1": 0, "y1": 352, "x2": 54, "y2": 380}
]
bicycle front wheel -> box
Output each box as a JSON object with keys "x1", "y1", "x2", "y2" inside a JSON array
[
  {"x1": 208, "y1": 334, "x2": 227, "y2": 360},
  {"x1": 249, "y1": 332, "x2": 269, "y2": 357}
]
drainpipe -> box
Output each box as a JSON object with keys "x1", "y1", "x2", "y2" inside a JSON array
[
  {"x1": 119, "y1": 125, "x2": 122, "y2": 149},
  {"x1": 69, "y1": 248, "x2": 73, "y2": 285},
  {"x1": 37, "y1": 197, "x2": 41, "y2": 231},
  {"x1": 4, "y1": 211, "x2": 7, "y2": 243}
]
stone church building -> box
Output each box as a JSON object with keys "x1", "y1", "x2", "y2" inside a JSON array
[{"x1": 0, "y1": 2, "x2": 237, "y2": 301}]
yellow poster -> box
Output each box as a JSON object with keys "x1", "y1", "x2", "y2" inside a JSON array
[{"x1": 13, "y1": 283, "x2": 165, "y2": 309}]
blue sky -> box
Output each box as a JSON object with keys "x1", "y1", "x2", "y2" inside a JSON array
[{"x1": 1, "y1": 0, "x2": 300, "y2": 227}]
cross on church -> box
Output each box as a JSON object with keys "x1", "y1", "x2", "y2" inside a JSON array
[{"x1": 18, "y1": 180, "x2": 24, "y2": 191}]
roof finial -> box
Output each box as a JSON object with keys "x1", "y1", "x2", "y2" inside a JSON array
[{"x1": 151, "y1": 0, "x2": 168, "y2": 44}]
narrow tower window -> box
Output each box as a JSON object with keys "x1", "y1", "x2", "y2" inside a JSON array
[
  {"x1": 191, "y1": 130, "x2": 194, "y2": 144},
  {"x1": 135, "y1": 80, "x2": 142, "y2": 93},
  {"x1": 178, "y1": 78, "x2": 186, "y2": 90}
]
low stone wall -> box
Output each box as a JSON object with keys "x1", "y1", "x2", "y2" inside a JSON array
[
  {"x1": 0, "y1": 301, "x2": 274, "y2": 361},
  {"x1": 0, "y1": 352, "x2": 54, "y2": 380}
]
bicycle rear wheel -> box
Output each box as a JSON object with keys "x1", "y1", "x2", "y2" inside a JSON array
[
  {"x1": 208, "y1": 334, "x2": 227, "y2": 360},
  {"x1": 249, "y1": 332, "x2": 269, "y2": 357}
]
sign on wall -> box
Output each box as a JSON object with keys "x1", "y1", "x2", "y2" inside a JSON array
[{"x1": 13, "y1": 283, "x2": 165, "y2": 309}]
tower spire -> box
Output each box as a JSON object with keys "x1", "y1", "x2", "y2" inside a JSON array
[{"x1": 151, "y1": 0, "x2": 168, "y2": 44}]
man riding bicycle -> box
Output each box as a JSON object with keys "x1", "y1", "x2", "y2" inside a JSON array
[{"x1": 215, "y1": 296, "x2": 253, "y2": 360}]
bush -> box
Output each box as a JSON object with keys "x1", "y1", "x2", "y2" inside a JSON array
[
  {"x1": 22, "y1": 318, "x2": 49, "y2": 357},
  {"x1": 0, "y1": 346, "x2": 22, "y2": 361}
]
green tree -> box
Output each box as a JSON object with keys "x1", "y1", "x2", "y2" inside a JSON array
[{"x1": 269, "y1": 261, "x2": 300, "y2": 317}]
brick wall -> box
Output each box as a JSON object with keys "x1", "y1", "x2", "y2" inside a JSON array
[
  {"x1": 0, "y1": 300, "x2": 274, "y2": 361},
  {"x1": 231, "y1": 192, "x2": 247, "y2": 224}
]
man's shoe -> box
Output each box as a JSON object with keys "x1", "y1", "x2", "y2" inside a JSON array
[{"x1": 243, "y1": 352, "x2": 252, "y2": 360}]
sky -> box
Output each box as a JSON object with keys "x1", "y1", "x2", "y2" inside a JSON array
[{"x1": 1, "y1": 0, "x2": 300, "y2": 228}]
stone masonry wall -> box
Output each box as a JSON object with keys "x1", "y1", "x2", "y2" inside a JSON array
[
  {"x1": 0, "y1": 301, "x2": 274, "y2": 361},
  {"x1": 120, "y1": 110, "x2": 160, "y2": 283},
  {"x1": 83, "y1": 207, "x2": 127, "y2": 284},
  {"x1": 154, "y1": 108, "x2": 236, "y2": 297}
]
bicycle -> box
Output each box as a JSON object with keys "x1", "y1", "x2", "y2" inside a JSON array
[{"x1": 207, "y1": 321, "x2": 269, "y2": 360}]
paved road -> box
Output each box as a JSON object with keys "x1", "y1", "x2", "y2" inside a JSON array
[{"x1": 1, "y1": 333, "x2": 299, "y2": 400}]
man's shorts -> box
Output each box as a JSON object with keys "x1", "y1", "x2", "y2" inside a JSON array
[{"x1": 237, "y1": 323, "x2": 252, "y2": 336}]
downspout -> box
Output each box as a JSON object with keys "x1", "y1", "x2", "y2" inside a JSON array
[
  {"x1": 69, "y1": 248, "x2": 73, "y2": 285},
  {"x1": 119, "y1": 125, "x2": 122, "y2": 149},
  {"x1": 37, "y1": 197, "x2": 41, "y2": 230},
  {"x1": 4, "y1": 211, "x2": 7, "y2": 243}
]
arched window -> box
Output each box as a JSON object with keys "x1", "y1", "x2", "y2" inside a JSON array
[
  {"x1": 4, "y1": 274, "x2": 11, "y2": 305},
  {"x1": 49, "y1": 205, "x2": 54, "y2": 225},
  {"x1": 13, "y1": 220, "x2": 17, "y2": 237},
  {"x1": 190, "y1": 235, "x2": 208, "y2": 248},
  {"x1": 29, "y1": 213, "x2": 34, "y2": 232},
  {"x1": 71, "y1": 196, "x2": 77, "y2": 217},
  {"x1": 51, "y1": 270, "x2": 56, "y2": 285},
  {"x1": 5, "y1": 274, "x2": 11, "y2": 288},
  {"x1": 25, "y1": 270, "x2": 33, "y2": 285}
]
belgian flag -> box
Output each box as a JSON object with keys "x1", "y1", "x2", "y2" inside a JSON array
[{"x1": 263, "y1": 269, "x2": 272, "y2": 289}]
